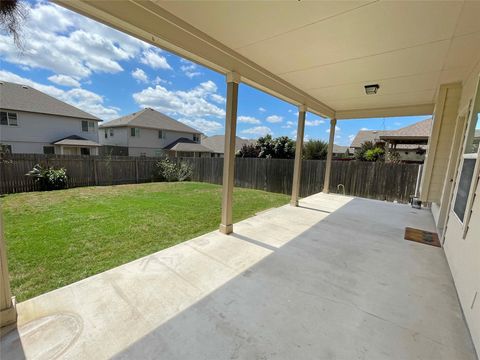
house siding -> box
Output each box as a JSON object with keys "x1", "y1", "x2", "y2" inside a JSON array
[
  {"x1": 0, "y1": 110, "x2": 99, "y2": 154},
  {"x1": 99, "y1": 126, "x2": 200, "y2": 157},
  {"x1": 442, "y1": 64, "x2": 480, "y2": 354},
  {"x1": 421, "y1": 83, "x2": 462, "y2": 204}
]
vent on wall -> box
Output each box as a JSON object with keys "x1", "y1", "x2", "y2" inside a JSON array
[{"x1": 22, "y1": 85, "x2": 29, "y2": 89}]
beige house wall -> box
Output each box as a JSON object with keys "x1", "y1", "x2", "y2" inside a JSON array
[
  {"x1": 442, "y1": 64, "x2": 480, "y2": 354},
  {"x1": 420, "y1": 83, "x2": 462, "y2": 205}
]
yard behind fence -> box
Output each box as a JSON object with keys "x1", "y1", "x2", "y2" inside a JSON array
[{"x1": 0, "y1": 154, "x2": 419, "y2": 203}]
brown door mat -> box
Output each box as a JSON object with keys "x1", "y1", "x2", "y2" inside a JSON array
[{"x1": 404, "y1": 227, "x2": 441, "y2": 247}]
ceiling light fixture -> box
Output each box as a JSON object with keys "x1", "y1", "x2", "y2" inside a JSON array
[{"x1": 365, "y1": 84, "x2": 379, "y2": 95}]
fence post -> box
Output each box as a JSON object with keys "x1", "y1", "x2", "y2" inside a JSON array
[
  {"x1": 135, "y1": 158, "x2": 139, "y2": 183},
  {"x1": 93, "y1": 158, "x2": 98, "y2": 185}
]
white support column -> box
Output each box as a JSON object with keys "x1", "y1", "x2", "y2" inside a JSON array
[
  {"x1": 0, "y1": 208, "x2": 16, "y2": 331},
  {"x1": 290, "y1": 105, "x2": 307, "y2": 206},
  {"x1": 219, "y1": 72, "x2": 240, "y2": 234},
  {"x1": 323, "y1": 118, "x2": 337, "y2": 193}
]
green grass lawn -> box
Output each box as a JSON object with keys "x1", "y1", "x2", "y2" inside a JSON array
[{"x1": 2, "y1": 182, "x2": 289, "y2": 302}]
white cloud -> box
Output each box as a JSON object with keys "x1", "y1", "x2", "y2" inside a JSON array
[
  {"x1": 140, "y1": 49, "x2": 172, "y2": 70},
  {"x1": 133, "y1": 80, "x2": 225, "y2": 119},
  {"x1": 258, "y1": 107, "x2": 266, "y2": 112},
  {"x1": 241, "y1": 126, "x2": 272, "y2": 136},
  {"x1": 326, "y1": 126, "x2": 341, "y2": 133},
  {"x1": 305, "y1": 119, "x2": 325, "y2": 126},
  {"x1": 266, "y1": 115, "x2": 283, "y2": 123},
  {"x1": 0, "y1": 2, "x2": 151, "y2": 79},
  {"x1": 131, "y1": 68, "x2": 148, "y2": 83},
  {"x1": 360, "y1": 127, "x2": 369, "y2": 131},
  {"x1": 281, "y1": 121, "x2": 295, "y2": 129},
  {"x1": 0, "y1": 70, "x2": 120, "y2": 120},
  {"x1": 348, "y1": 134, "x2": 356, "y2": 143},
  {"x1": 179, "y1": 118, "x2": 223, "y2": 134},
  {"x1": 210, "y1": 94, "x2": 225, "y2": 104},
  {"x1": 153, "y1": 76, "x2": 170, "y2": 85},
  {"x1": 47, "y1": 74, "x2": 80, "y2": 87},
  {"x1": 238, "y1": 116, "x2": 261, "y2": 124},
  {"x1": 180, "y1": 60, "x2": 202, "y2": 78}
]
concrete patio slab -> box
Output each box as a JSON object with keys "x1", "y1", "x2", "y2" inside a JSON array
[{"x1": 1, "y1": 193, "x2": 477, "y2": 360}]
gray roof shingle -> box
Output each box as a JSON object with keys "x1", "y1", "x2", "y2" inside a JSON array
[
  {"x1": 201, "y1": 135, "x2": 254, "y2": 154},
  {"x1": 351, "y1": 118, "x2": 432, "y2": 149},
  {"x1": 99, "y1": 108, "x2": 200, "y2": 134},
  {"x1": 0, "y1": 81, "x2": 99, "y2": 121}
]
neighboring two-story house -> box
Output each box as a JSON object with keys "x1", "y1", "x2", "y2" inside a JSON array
[
  {"x1": 0, "y1": 81, "x2": 101, "y2": 155},
  {"x1": 99, "y1": 108, "x2": 210, "y2": 157}
]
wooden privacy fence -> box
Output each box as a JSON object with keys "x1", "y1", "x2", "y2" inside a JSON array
[
  {"x1": 181, "y1": 158, "x2": 419, "y2": 202},
  {"x1": 0, "y1": 154, "x2": 158, "y2": 194},
  {"x1": 0, "y1": 155, "x2": 420, "y2": 203}
]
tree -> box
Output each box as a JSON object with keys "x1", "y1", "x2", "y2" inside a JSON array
[
  {"x1": 355, "y1": 141, "x2": 385, "y2": 162},
  {"x1": 237, "y1": 143, "x2": 260, "y2": 158},
  {"x1": 0, "y1": 0, "x2": 28, "y2": 49},
  {"x1": 236, "y1": 135, "x2": 296, "y2": 159},
  {"x1": 272, "y1": 136, "x2": 295, "y2": 159},
  {"x1": 303, "y1": 140, "x2": 328, "y2": 160},
  {"x1": 364, "y1": 147, "x2": 385, "y2": 162}
]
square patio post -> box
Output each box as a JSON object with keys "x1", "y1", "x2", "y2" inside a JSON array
[
  {"x1": 290, "y1": 105, "x2": 307, "y2": 206},
  {"x1": 0, "y1": 209, "x2": 16, "y2": 331},
  {"x1": 323, "y1": 118, "x2": 337, "y2": 193},
  {"x1": 219, "y1": 72, "x2": 240, "y2": 234}
]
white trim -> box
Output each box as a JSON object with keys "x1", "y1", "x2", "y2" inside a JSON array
[{"x1": 335, "y1": 103, "x2": 434, "y2": 120}]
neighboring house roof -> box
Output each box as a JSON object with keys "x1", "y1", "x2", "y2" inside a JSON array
[
  {"x1": 52, "y1": 135, "x2": 100, "y2": 147},
  {"x1": 100, "y1": 108, "x2": 200, "y2": 134},
  {"x1": 351, "y1": 130, "x2": 389, "y2": 148},
  {"x1": 164, "y1": 137, "x2": 212, "y2": 153},
  {"x1": 332, "y1": 144, "x2": 350, "y2": 154},
  {"x1": 380, "y1": 118, "x2": 432, "y2": 141},
  {"x1": 201, "y1": 135, "x2": 254, "y2": 154},
  {"x1": 0, "y1": 81, "x2": 100, "y2": 121},
  {"x1": 351, "y1": 118, "x2": 433, "y2": 150}
]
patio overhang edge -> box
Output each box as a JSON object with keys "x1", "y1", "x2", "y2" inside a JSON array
[
  {"x1": 335, "y1": 103, "x2": 435, "y2": 120},
  {"x1": 54, "y1": 0, "x2": 335, "y2": 119}
]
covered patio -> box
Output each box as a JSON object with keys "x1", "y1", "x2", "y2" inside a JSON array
[
  {"x1": 1, "y1": 1, "x2": 479, "y2": 358},
  {"x1": 2, "y1": 193, "x2": 476, "y2": 359}
]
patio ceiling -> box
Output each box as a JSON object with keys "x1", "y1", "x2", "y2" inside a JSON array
[{"x1": 56, "y1": 1, "x2": 480, "y2": 119}]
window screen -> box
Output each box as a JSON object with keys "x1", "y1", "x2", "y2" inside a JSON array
[
  {"x1": 453, "y1": 158, "x2": 476, "y2": 222},
  {"x1": 43, "y1": 146, "x2": 55, "y2": 155},
  {"x1": 7, "y1": 113, "x2": 17, "y2": 126},
  {"x1": 82, "y1": 120, "x2": 89, "y2": 132},
  {"x1": 0, "y1": 112, "x2": 8, "y2": 125}
]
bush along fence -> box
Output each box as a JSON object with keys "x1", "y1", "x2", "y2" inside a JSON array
[{"x1": 0, "y1": 154, "x2": 420, "y2": 203}]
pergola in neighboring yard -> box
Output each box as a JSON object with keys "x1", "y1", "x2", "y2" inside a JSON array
[{"x1": 1, "y1": 1, "x2": 479, "y2": 357}]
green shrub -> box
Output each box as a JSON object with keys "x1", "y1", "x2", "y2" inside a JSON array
[
  {"x1": 154, "y1": 158, "x2": 192, "y2": 182},
  {"x1": 26, "y1": 164, "x2": 68, "y2": 191},
  {"x1": 364, "y1": 147, "x2": 385, "y2": 162},
  {"x1": 303, "y1": 140, "x2": 328, "y2": 160}
]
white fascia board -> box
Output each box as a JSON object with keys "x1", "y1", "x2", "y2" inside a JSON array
[{"x1": 335, "y1": 104, "x2": 435, "y2": 120}]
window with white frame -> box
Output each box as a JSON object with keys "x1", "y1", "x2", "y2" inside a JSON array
[
  {"x1": 0, "y1": 111, "x2": 18, "y2": 126},
  {"x1": 193, "y1": 134, "x2": 200, "y2": 143},
  {"x1": 158, "y1": 130, "x2": 166, "y2": 139},
  {"x1": 109, "y1": 128, "x2": 114, "y2": 137},
  {"x1": 82, "y1": 120, "x2": 95, "y2": 132},
  {"x1": 453, "y1": 78, "x2": 480, "y2": 226},
  {"x1": 131, "y1": 127, "x2": 140, "y2": 137}
]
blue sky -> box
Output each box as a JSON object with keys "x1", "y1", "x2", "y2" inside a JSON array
[{"x1": 0, "y1": 1, "x2": 431, "y2": 146}]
